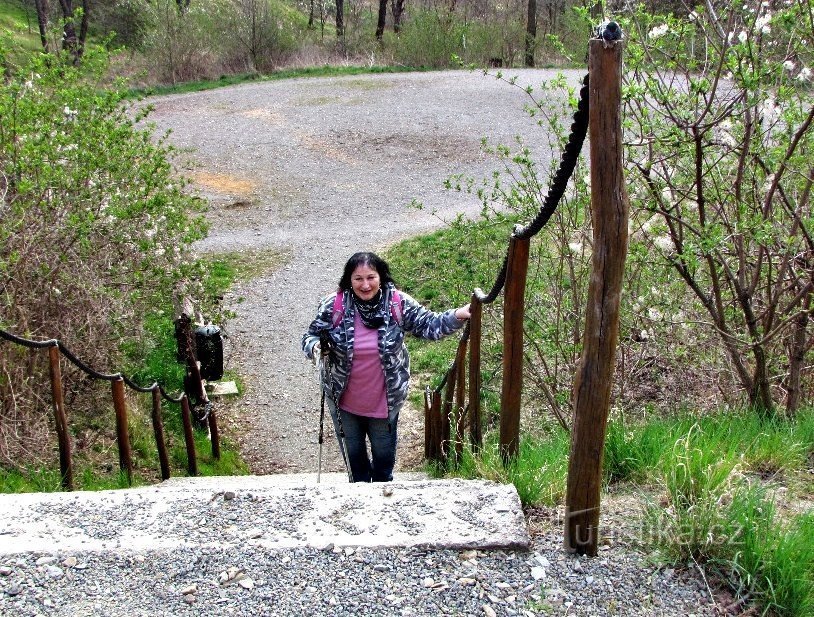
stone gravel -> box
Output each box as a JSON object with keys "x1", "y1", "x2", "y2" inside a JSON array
[{"x1": 0, "y1": 537, "x2": 719, "y2": 616}]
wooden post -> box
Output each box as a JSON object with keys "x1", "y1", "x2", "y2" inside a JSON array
[
  {"x1": 48, "y1": 346, "x2": 73, "y2": 491},
  {"x1": 468, "y1": 293, "x2": 483, "y2": 450},
  {"x1": 564, "y1": 37, "x2": 629, "y2": 556},
  {"x1": 424, "y1": 386, "x2": 432, "y2": 459},
  {"x1": 208, "y1": 407, "x2": 221, "y2": 460},
  {"x1": 111, "y1": 378, "x2": 133, "y2": 486},
  {"x1": 180, "y1": 395, "x2": 198, "y2": 476},
  {"x1": 500, "y1": 234, "x2": 530, "y2": 463},
  {"x1": 442, "y1": 362, "x2": 457, "y2": 464},
  {"x1": 453, "y1": 338, "x2": 468, "y2": 461},
  {"x1": 431, "y1": 389, "x2": 443, "y2": 462},
  {"x1": 151, "y1": 387, "x2": 171, "y2": 481}
]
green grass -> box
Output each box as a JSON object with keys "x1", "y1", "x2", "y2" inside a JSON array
[{"x1": 429, "y1": 407, "x2": 814, "y2": 616}]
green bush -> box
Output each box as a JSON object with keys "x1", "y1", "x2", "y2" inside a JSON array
[{"x1": 0, "y1": 43, "x2": 207, "y2": 466}]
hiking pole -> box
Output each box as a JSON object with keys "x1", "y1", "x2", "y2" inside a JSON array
[
  {"x1": 319, "y1": 330, "x2": 354, "y2": 483},
  {"x1": 318, "y1": 379, "x2": 325, "y2": 484}
]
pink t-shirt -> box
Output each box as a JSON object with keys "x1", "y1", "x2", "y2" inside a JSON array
[{"x1": 339, "y1": 312, "x2": 388, "y2": 418}]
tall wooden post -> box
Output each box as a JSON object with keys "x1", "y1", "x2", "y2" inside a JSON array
[
  {"x1": 180, "y1": 395, "x2": 198, "y2": 477},
  {"x1": 48, "y1": 346, "x2": 73, "y2": 490},
  {"x1": 564, "y1": 37, "x2": 629, "y2": 556},
  {"x1": 112, "y1": 378, "x2": 133, "y2": 486},
  {"x1": 453, "y1": 337, "x2": 468, "y2": 462},
  {"x1": 500, "y1": 234, "x2": 530, "y2": 463},
  {"x1": 151, "y1": 387, "x2": 171, "y2": 481},
  {"x1": 468, "y1": 293, "x2": 483, "y2": 450}
]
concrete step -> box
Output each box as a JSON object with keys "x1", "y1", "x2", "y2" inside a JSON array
[{"x1": 0, "y1": 474, "x2": 530, "y2": 556}]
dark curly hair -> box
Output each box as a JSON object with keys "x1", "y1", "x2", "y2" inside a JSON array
[{"x1": 338, "y1": 252, "x2": 397, "y2": 291}]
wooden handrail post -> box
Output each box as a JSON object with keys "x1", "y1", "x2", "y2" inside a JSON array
[
  {"x1": 180, "y1": 395, "x2": 198, "y2": 476},
  {"x1": 431, "y1": 389, "x2": 443, "y2": 462},
  {"x1": 442, "y1": 363, "x2": 457, "y2": 465},
  {"x1": 453, "y1": 338, "x2": 468, "y2": 462},
  {"x1": 151, "y1": 387, "x2": 171, "y2": 481},
  {"x1": 468, "y1": 293, "x2": 483, "y2": 450},
  {"x1": 500, "y1": 233, "x2": 531, "y2": 463},
  {"x1": 565, "y1": 36, "x2": 629, "y2": 556},
  {"x1": 208, "y1": 407, "x2": 221, "y2": 460},
  {"x1": 111, "y1": 378, "x2": 133, "y2": 486},
  {"x1": 48, "y1": 346, "x2": 73, "y2": 491},
  {"x1": 424, "y1": 386, "x2": 432, "y2": 460}
]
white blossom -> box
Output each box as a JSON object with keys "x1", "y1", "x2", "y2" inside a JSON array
[
  {"x1": 639, "y1": 329, "x2": 650, "y2": 341},
  {"x1": 649, "y1": 24, "x2": 669, "y2": 39},
  {"x1": 783, "y1": 60, "x2": 796, "y2": 71},
  {"x1": 688, "y1": 11, "x2": 699, "y2": 21},
  {"x1": 648, "y1": 307, "x2": 663, "y2": 321},
  {"x1": 653, "y1": 235, "x2": 675, "y2": 253},
  {"x1": 755, "y1": 14, "x2": 771, "y2": 34},
  {"x1": 797, "y1": 67, "x2": 812, "y2": 82},
  {"x1": 719, "y1": 119, "x2": 737, "y2": 147},
  {"x1": 738, "y1": 30, "x2": 748, "y2": 43},
  {"x1": 568, "y1": 242, "x2": 583, "y2": 254}
]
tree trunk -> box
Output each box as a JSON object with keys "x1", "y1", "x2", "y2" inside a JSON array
[
  {"x1": 524, "y1": 0, "x2": 537, "y2": 67},
  {"x1": 308, "y1": 0, "x2": 315, "y2": 28},
  {"x1": 391, "y1": 0, "x2": 404, "y2": 33},
  {"x1": 376, "y1": 0, "x2": 387, "y2": 40},
  {"x1": 56, "y1": 0, "x2": 89, "y2": 62},
  {"x1": 335, "y1": 0, "x2": 344, "y2": 37},
  {"x1": 33, "y1": 0, "x2": 49, "y2": 52},
  {"x1": 785, "y1": 299, "x2": 810, "y2": 416}
]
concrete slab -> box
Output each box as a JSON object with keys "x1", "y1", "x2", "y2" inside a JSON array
[{"x1": 0, "y1": 475, "x2": 529, "y2": 556}]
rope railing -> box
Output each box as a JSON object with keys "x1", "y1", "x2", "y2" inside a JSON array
[
  {"x1": 425, "y1": 73, "x2": 591, "y2": 465},
  {"x1": 0, "y1": 324, "x2": 219, "y2": 490}
]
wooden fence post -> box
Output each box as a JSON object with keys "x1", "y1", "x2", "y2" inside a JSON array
[
  {"x1": 111, "y1": 378, "x2": 133, "y2": 486},
  {"x1": 180, "y1": 395, "x2": 198, "y2": 476},
  {"x1": 48, "y1": 346, "x2": 73, "y2": 491},
  {"x1": 208, "y1": 408, "x2": 221, "y2": 461},
  {"x1": 564, "y1": 37, "x2": 630, "y2": 556},
  {"x1": 500, "y1": 233, "x2": 530, "y2": 463},
  {"x1": 424, "y1": 386, "x2": 432, "y2": 460},
  {"x1": 151, "y1": 387, "x2": 171, "y2": 481},
  {"x1": 468, "y1": 293, "x2": 483, "y2": 450},
  {"x1": 453, "y1": 337, "x2": 468, "y2": 462}
]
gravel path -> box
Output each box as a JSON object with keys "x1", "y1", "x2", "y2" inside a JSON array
[{"x1": 145, "y1": 68, "x2": 576, "y2": 475}]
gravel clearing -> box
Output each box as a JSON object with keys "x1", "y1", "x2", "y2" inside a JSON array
[
  {"x1": 0, "y1": 71, "x2": 730, "y2": 615},
  {"x1": 142, "y1": 68, "x2": 580, "y2": 476}
]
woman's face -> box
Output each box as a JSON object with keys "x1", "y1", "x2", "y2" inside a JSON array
[{"x1": 350, "y1": 263, "x2": 381, "y2": 301}]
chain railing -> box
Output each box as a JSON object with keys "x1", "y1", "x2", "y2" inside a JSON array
[
  {"x1": 0, "y1": 324, "x2": 220, "y2": 490},
  {"x1": 424, "y1": 72, "x2": 591, "y2": 466}
]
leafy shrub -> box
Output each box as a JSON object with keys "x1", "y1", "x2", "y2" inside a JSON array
[{"x1": 0, "y1": 44, "x2": 207, "y2": 466}]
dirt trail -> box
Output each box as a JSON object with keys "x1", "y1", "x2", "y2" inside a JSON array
[{"x1": 146, "y1": 69, "x2": 577, "y2": 474}]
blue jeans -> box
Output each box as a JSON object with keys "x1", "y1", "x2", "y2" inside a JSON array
[{"x1": 329, "y1": 404, "x2": 398, "y2": 483}]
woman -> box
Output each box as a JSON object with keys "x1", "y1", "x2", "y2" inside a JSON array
[{"x1": 302, "y1": 251, "x2": 470, "y2": 483}]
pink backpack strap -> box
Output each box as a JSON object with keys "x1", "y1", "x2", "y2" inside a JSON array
[
  {"x1": 331, "y1": 290, "x2": 344, "y2": 327},
  {"x1": 390, "y1": 289, "x2": 403, "y2": 325}
]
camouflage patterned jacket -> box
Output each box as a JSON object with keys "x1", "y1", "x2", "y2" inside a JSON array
[{"x1": 302, "y1": 283, "x2": 465, "y2": 427}]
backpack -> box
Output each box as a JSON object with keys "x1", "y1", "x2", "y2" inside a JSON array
[{"x1": 332, "y1": 289, "x2": 403, "y2": 327}]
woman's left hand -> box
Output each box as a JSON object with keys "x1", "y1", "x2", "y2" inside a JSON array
[{"x1": 454, "y1": 304, "x2": 471, "y2": 320}]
